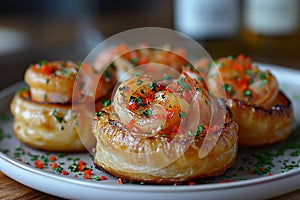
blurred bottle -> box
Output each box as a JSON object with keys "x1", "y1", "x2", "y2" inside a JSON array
[
  {"x1": 244, "y1": 0, "x2": 299, "y2": 36},
  {"x1": 242, "y1": 0, "x2": 300, "y2": 62},
  {"x1": 174, "y1": 0, "x2": 240, "y2": 40}
]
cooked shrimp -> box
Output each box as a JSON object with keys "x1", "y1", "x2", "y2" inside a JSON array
[
  {"x1": 113, "y1": 68, "x2": 216, "y2": 138},
  {"x1": 73, "y1": 62, "x2": 116, "y2": 103},
  {"x1": 208, "y1": 55, "x2": 279, "y2": 108},
  {"x1": 95, "y1": 44, "x2": 187, "y2": 80},
  {"x1": 94, "y1": 43, "x2": 129, "y2": 72},
  {"x1": 25, "y1": 61, "x2": 79, "y2": 103},
  {"x1": 113, "y1": 75, "x2": 190, "y2": 135},
  {"x1": 180, "y1": 72, "x2": 211, "y2": 126}
]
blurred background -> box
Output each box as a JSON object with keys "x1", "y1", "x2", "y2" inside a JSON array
[{"x1": 0, "y1": 0, "x2": 299, "y2": 90}]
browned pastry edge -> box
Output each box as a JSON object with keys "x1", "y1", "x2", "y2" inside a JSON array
[{"x1": 226, "y1": 91, "x2": 294, "y2": 147}]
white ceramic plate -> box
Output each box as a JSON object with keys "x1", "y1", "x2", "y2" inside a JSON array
[{"x1": 1, "y1": 63, "x2": 300, "y2": 200}]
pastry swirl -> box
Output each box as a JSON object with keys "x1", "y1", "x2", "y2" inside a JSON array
[
  {"x1": 208, "y1": 55, "x2": 294, "y2": 146},
  {"x1": 92, "y1": 73, "x2": 239, "y2": 184}
]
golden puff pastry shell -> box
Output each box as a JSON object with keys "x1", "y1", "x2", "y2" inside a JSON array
[
  {"x1": 92, "y1": 106, "x2": 239, "y2": 184},
  {"x1": 226, "y1": 91, "x2": 293, "y2": 146},
  {"x1": 10, "y1": 89, "x2": 86, "y2": 152}
]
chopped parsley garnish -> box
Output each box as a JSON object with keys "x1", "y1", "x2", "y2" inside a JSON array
[
  {"x1": 245, "y1": 70, "x2": 252, "y2": 75},
  {"x1": 177, "y1": 79, "x2": 191, "y2": 91},
  {"x1": 197, "y1": 77, "x2": 204, "y2": 82},
  {"x1": 162, "y1": 74, "x2": 172, "y2": 80},
  {"x1": 101, "y1": 99, "x2": 111, "y2": 107},
  {"x1": 130, "y1": 95, "x2": 136, "y2": 102},
  {"x1": 61, "y1": 68, "x2": 68, "y2": 75},
  {"x1": 243, "y1": 90, "x2": 252, "y2": 96},
  {"x1": 248, "y1": 79, "x2": 254, "y2": 85},
  {"x1": 52, "y1": 109, "x2": 65, "y2": 123},
  {"x1": 187, "y1": 130, "x2": 195, "y2": 137},
  {"x1": 38, "y1": 60, "x2": 47, "y2": 65},
  {"x1": 137, "y1": 79, "x2": 143, "y2": 86},
  {"x1": 259, "y1": 73, "x2": 267, "y2": 79},
  {"x1": 224, "y1": 83, "x2": 233, "y2": 92},
  {"x1": 130, "y1": 57, "x2": 139, "y2": 64},
  {"x1": 119, "y1": 86, "x2": 125, "y2": 91},
  {"x1": 259, "y1": 79, "x2": 268, "y2": 88},
  {"x1": 227, "y1": 55, "x2": 233, "y2": 60},
  {"x1": 197, "y1": 125, "x2": 203, "y2": 133},
  {"x1": 96, "y1": 111, "x2": 103, "y2": 117},
  {"x1": 142, "y1": 109, "x2": 152, "y2": 117},
  {"x1": 149, "y1": 82, "x2": 156, "y2": 91},
  {"x1": 179, "y1": 111, "x2": 186, "y2": 119},
  {"x1": 196, "y1": 88, "x2": 202, "y2": 92},
  {"x1": 129, "y1": 95, "x2": 146, "y2": 108},
  {"x1": 136, "y1": 97, "x2": 144, "y2": 106}
]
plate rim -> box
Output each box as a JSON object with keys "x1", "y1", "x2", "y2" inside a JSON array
[
  {"x1": 1, "y1": 150, "x2": 300, "y2": 192},
  {"x1": 1, "y1": 63, "x2": 300, "y2": 195}
]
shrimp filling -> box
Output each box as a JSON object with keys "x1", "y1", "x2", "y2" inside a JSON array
[
  {"x1": 208, "y1": 55, "x2": 279, "y2": 108},
  {"x1": 112, "y1": 70, "x2": 217, "y2": 138}
]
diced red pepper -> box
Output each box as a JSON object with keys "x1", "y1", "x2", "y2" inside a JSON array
[
  {"x1": 84, "y1": 174, "x2": 91, "y2": 179},
  {"x1": 78, "y1": 160, "x2": 86, "y2": 166},
  {"x1": 166, "y1": 110, "x2": 174, "y2": 120},
  {"x1": 41, "y1": 64, "x2": 53, "y2": 75},
  {"x1": 77, "y1": 164, "x2": 86, "y2": 172},
  {"x1": 127, "y1": 103, "x2": 137, "y2": 111},
  {"x1": 84, "y1": 169, "x2": 92, "y2": 175},
  {"x1": 144, "y1": 97, "x2": 153, "y2": 105},
  {"x1": 233, "y1": 63, "x2": 243, "y2": 72},
  {"x1": 171, "y1": 125, "x2": 179, "y2": 133},
  {"x1": 245, "y1": 63, "x2": 252, "y2": 70},
  {"x1": 50, "y1": 162, "x2": 58, "y2": 169},
  {"x1": 49, "y1": 155, "x2": 57, "y2": 161},
  {"x1": 84, "y1": 169, "x2": 92, "y2": 179},
  {"x1": 61, "y1": 170, "x2": 69, "y2": 175},
  {"x1": 137, "y1": 57, "x2": 148, "y2": 66},
  {"x1": 117, "y1": 43, "x2": 128, "y2": 53},
  {"x1": 238, "y1": 54, "x2": 245, "y2": 60},
  {"x1": 34, "y1": 160, "x2": 44, "y2": 169},
  {"x1": 236, "y1": 78, "x2": 249, "y2": 92}
]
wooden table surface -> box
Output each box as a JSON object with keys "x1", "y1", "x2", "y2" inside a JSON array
[
  {"x1": 0, "y1": 170, "x2": 300, "y2": 200},
  {"x1": 0, "y1": 172, "x2": 65, "y2": 200}
]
